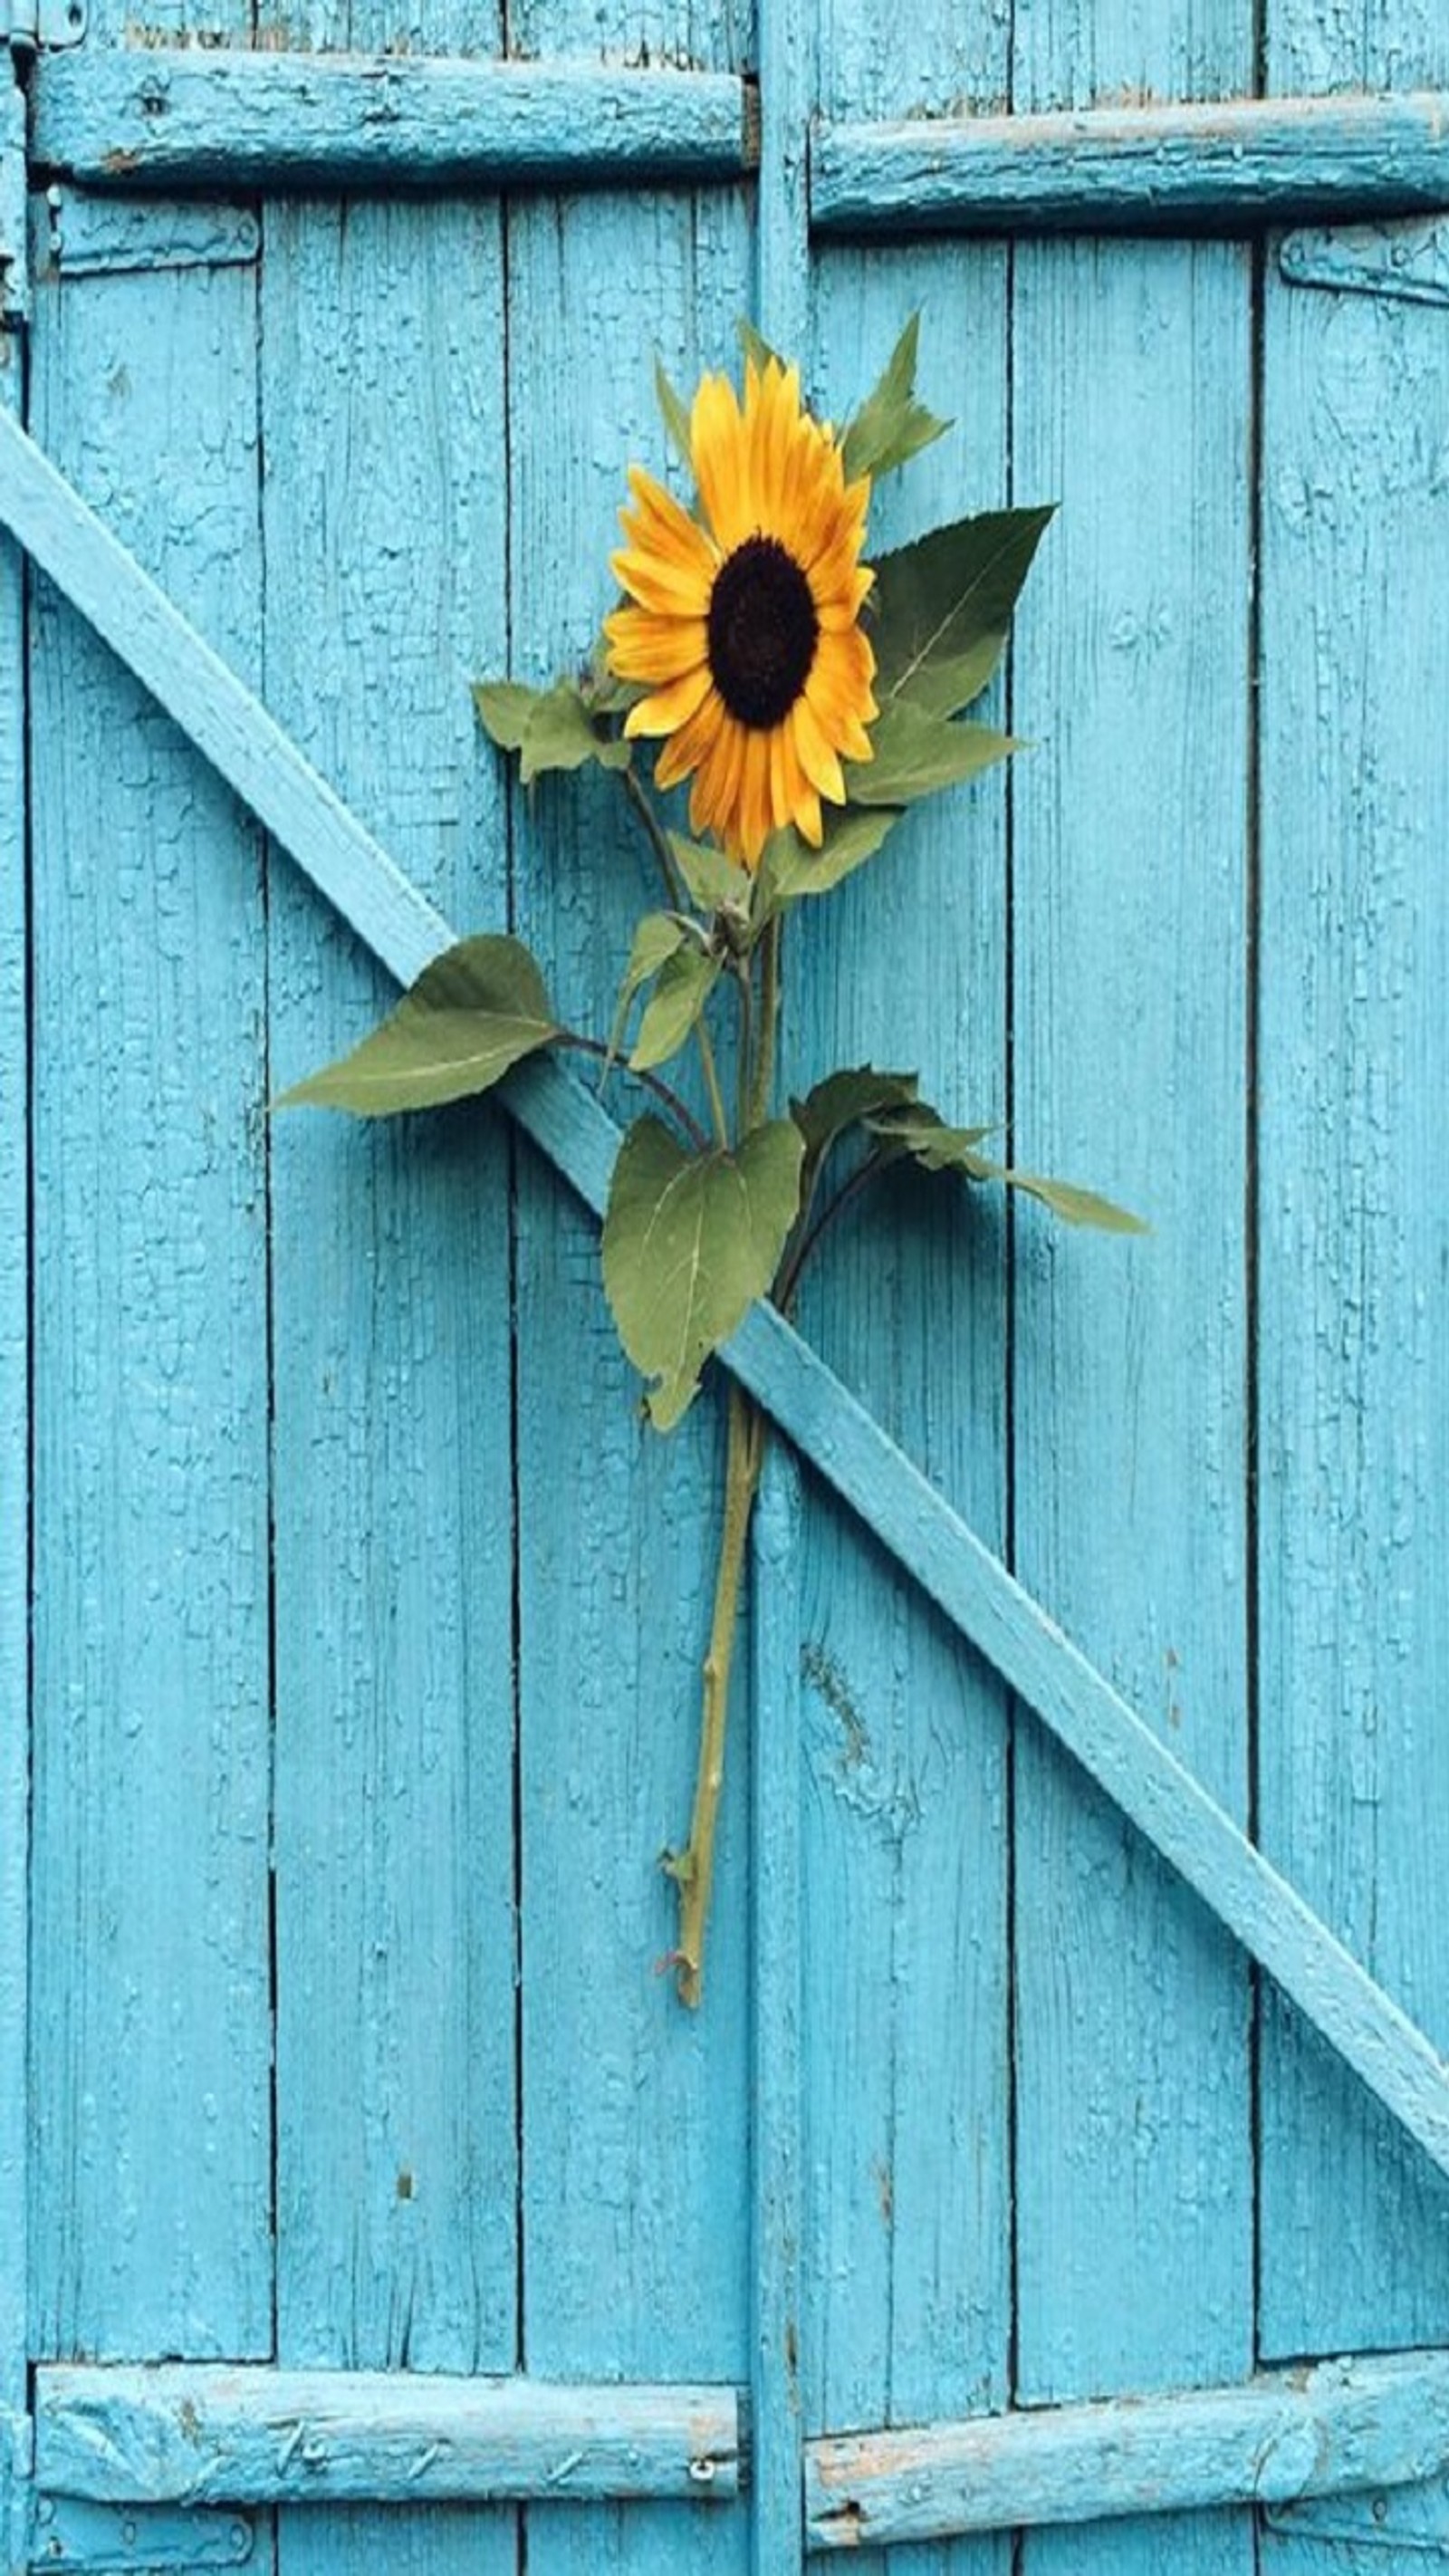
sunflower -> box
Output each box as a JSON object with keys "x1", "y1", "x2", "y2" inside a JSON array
[{"x1": 603, "y1": 358, "x2": 878, "y2": 870}]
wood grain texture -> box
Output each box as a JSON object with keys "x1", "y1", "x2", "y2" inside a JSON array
[
  {"x1": 256, "y1": 1, "x2": 520, "y2": 2571},
  {"x1": 1258, "y1": 0, "x2": 1449, "y2": 2369},
  {"x1": 803, "y1": 2347, "x2": 1449, "y2": 2550},
  {"x1": 27, "y1": 251, "x2": 273, "y2": 2362},
  {"x1": 1010, "y1": 8, "x2": 1255, "y2": 2576},
  {"x1": 33, "y1": 50, "x2": 753, "y2": 192},
  {"x1": 749, "y1": 1449, "x2": 803, "y2": 2576},
  {"x1": 811, "y1": 92, "x2": 1449, "y2": 238},
  {"x1": 37, "y1": 2366, "x2": 738, "y2": 2504},
  {"x1": 800, "y1": 28, "x2": 1012, "y2": 2576},
  {"x1": 0, "y1": 310, "x2": 28, "y2": 2576},
  {"x1": 506, "y1": 107, "x2": 756, "y2": 2566}
]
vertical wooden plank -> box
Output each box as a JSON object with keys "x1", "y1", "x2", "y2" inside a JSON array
[
  {"x1": 798, "y1": 23, "x2": 1012, "y2": 2576},
  {"x1": 259, "y1": 6, "x2": 519, "y2": 2576},
  {"x1": 1258, "y1": 0, "x2": 1449, "y2": 2385},
  {"x1": 27, "y1": 239, "x2": 274, "y2": 2363},
  {"x1": 1010, "y1": 7, "x2": 1255, "y2": 2576},
  {"x1": 0, "y1": 294, "x2": 30, "y2": 2569},
  {"x1": 506, "y1": 0, "x2": 753, "y2": 2562},
  {"x1": 750, "y1": 1447, "x2": 803, "y2": 2576}
]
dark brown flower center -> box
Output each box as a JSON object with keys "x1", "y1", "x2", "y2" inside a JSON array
[{"x1": 707, "y1": 535, "x2": 819, "y2": 729}]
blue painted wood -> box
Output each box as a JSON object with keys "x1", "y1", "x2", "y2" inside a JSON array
[
  {"x1": 802, "y1": 2347, "x2": 1449, "y2": 2550},
  {"x1": 32, "y1": 50, "x2": 754, "y2": 191},
  {"x1": 254, "y1": 12, "x2": 523, "y2": 2576},
  {"x1": 26, "y1": 220, "x2": 273, "y2": 2363},
  {"x1": 1009, "y1": 2, "x2": 1254, "y2": 2449},
  {"x1": 1257, "y1": 0, "x2": 1449, "y2": 2381},
  {"x1": 811, "y1": 91, "x2": 1449, "y2": 236},
  {"x1": 31, "y1": 2496, "x2": 254, "y2": 2571},
  {"x1": 801, "y1": 23, "x2": 1014, "y2": 2568},
  {"x1": 36, "y1": 2368, "x2": 739, "y2": 2506},
  {"x1": 10, "y1": 410, "x2": 1449, "y2": 2194},
  {"x1": 749, "y1": 1449, "x2": 803, "y2": 2576},
  {"x1": 504, "y1": 37, "x2": 755, "y2": 2553},
  {"x1": 0, "y1": 314, "x2": 29, "y2": 2576}
]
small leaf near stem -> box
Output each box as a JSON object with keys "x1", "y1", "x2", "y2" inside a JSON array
[{"x1": 669, "y1": 1384, "x2": 765, "y2": 2008}]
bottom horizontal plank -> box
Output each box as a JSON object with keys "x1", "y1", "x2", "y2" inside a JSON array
[
  {"x1": 35, "y1": 2366, "x2": 738, "y2": 2508},
  {"x1": 803, "y1": 2348, "x2": 1449, "y2": 2550}
]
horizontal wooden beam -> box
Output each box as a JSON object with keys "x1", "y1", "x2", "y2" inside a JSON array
[
  {"x1": 36, "y1": 2367, "x2": 739, "y2": 2507},
  {"x1": 32, "y1": 47, "x2": 756, "y2": 192},
  {"x1": 811, "y1": 91, "x2": 1449, "y2": 235},
  {"x1": 7, "y1": 408, "x2": 1449, "y2": 2189},
  {"x1": 804, "y1": 2349, "x2": 1449, "y2": 2551}
]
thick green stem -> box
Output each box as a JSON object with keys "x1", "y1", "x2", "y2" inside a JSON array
[
  {"x1": 750, "y1": 914, "x2": 782, "y2": 1128},
  {"x1": 621, "y1": 766, "x2": 686, "y2": 908},
  {"x1": 670, "y1": 1385, "x2": 764, "y2": 2007}
]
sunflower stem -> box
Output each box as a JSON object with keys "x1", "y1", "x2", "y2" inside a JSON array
[
  {"x1": 750, "y1": 914, "x2": 782, "y2": 1128},
  {"x1": 695, "y1": 1017, "x2": 732, "y2": 1151},
  {"x1": 670, "y1": 1384, "x2": 764, "y2": 2008},
  {"x1": 551, "y1": 1030, "x2": 711, "y2": 1154},
  {"x1": 621, "y1": 767, "x2": 686, "y2": 909}
]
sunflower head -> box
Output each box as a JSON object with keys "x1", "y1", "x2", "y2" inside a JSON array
[{"x1": 604, "y1": 358, "x2": 878, "y2": 870}]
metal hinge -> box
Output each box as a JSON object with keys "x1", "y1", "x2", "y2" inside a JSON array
[
  {"x1": 1280, "y1": 215, "x2": 1449, "y2": 308},
  {"x1": 1265, "y1": 2477, "x2": 1449, "y2": 2552},
  {"x1": 3, "y1": 0, "x2": 84, "y2": 57}
]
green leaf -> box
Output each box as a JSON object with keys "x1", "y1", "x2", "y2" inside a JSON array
[
  {"x1": 756, "y1": 808, "x2": 898, "y2": 913},
  {"x1": 869, "y1": 506, "x2": 1054, "y2": 717},
  {"x1": 792, "y1": 1066, "x2": 920, "y2": 1163},
  {"x1": 630, "y1": 944, "x2": 721, "y2": 1072},
  {"x1": 654, "y1": 354, "x2": 695, "y2": 466},
  {"x1": 668, "y1": 832, "x2": 753, "y2": 914},
  {"x1": 840, "y1": 314, "x2": 950, "y2": 486},
  {"x1": 473, "y1": 678, "x2": 631, "y2": 785},
  {"x1": 869, "y1": 1107, "x2": 1147, "y2": 1233},
  {"x1": 847, "y1": 701, "x2": 1019, "y2": 806},
  {"x1": 864, "y1": 1106, "x2": 999, "y2": 1169},
  {"x1": 608, "y1": 911, "x2": 687, "y2": 1063},
  {"x1": 276, "y1": 934, "x2": 558, "y2": 1117},
  {"x1": 736, "y1": 318, "x2": 784, "y2": 376},
  {"x1": 602, "y1": 1115, "x2": 805, "y2": 1428}
]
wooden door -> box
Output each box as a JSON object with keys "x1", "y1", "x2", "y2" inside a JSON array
[{"x1": 5, "y1": 0, "x2": 1449, "y2": 2568}]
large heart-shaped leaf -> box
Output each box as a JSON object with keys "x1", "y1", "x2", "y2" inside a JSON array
[
  {"x1": 602, "y1": 1115, "x2": 805, "y2": 1428},
  {"x1": 869, "y1": 506, "x2": 1054, "y2": 718},
  {"x1": 277, "y1": 934, "x2": 559, "y2": 1117}
]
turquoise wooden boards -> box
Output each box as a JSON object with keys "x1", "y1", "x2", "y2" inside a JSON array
[
  {"x1": 27, "y1": 202, "x2": 275, "y2": 2370},
  {"x1": 504, "y1": 0, "x2": 754, "y2": 2550},
  {"x1": 0, "y1": 303, "x2": 29, "y2": 2574},
  {"x1": 1257, "y1": 0, "x2": 1449, "y2": 2398}
]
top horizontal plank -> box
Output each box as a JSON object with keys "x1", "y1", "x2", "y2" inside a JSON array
[
  {"x1": 811, "y1": 91, "x2": 1449, "y2": 235},
  {"x1": 32, "y1": 48, "x2": 757, "y2": 191},
  {"x1": 6, "y1": 406, "x2": 1449, "y2": 2195}
]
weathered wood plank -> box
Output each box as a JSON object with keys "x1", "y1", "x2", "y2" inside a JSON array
[
  {"x1": 33, "y1": 49, "x2": 754, "y2": 190},
  {"x1": 256, "y1": 4, "x2": 522, "y2": 2573},
  {"x1": 12, "y1": 407, "x2": 1449, "y2": 2189},
  {"x1": 801, "y1": 48, "x2": 1013, "y2": 2576},
  {"x1": 750, "y1": 1450, "x2": 804, "y2": 2576},
  {"x1": 504, "y1": 72, "x2": 755, "y2": 2568},
  {"x1": 811, "y1": 91, "x2": 1449, "y2": 237},
  {"x1": 1257, "y1": 0, "x2": 1449, "y2": 2367},
  {"x1": 0, "y1": 264, "x2": 29, "y2": 2576},
  {"x1": 803, "y1": 2349, "x2": 1449, "y2": 2551},
  {"x1": 26, "y1": 236, "x2": 273, "y2": 2360},
  {"x1": 36, "y1": 2368, "x2": 739, "y2": 2506}
]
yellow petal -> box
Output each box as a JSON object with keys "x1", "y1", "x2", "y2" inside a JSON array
[
  {"x1": 655, "y1": 685, "x2": 726, "y2": 791},
  {"x1": 624, "y1": 662, "x2": 713, "y2": 739},
  {"x1": 791, "y1": 695, "x2": 846, "y2": 804},
  {"x1": 605, "y1": 606, "x2": 708, "y2": 684}
]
